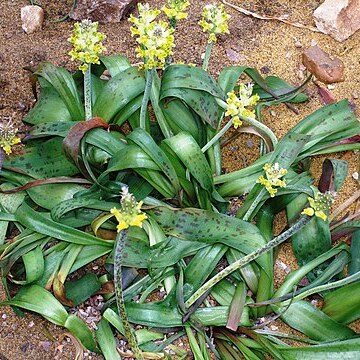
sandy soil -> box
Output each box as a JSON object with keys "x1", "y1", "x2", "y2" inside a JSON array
[{"x1": 0, "y1": 0, "x2": 359, "y2": 359}]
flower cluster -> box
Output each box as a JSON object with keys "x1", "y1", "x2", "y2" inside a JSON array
[
  {"x1": 68, "y1": 20, "x2": 106, "y2": 73},
  {"x1": 162, "y1": 0, "x2": 190, "y2": 20},
  {"x1": 257, "y1": 163, "x2": 287, "y2": 197},
  {"x1": 129, "y1": 3, "x2": 175, "y2": 70},
  {"x1": 225, "y1": 84, "x2": 260, "y2": 128},
  {"x1": 110, "y1": 187, "x2": 147, "y2": 232},
  {"x1": 198, "y1": 3, "x2": 230, "y2": 43},
  {"x1": 301, "y1": 191, "x2": 334, "y2": 221},
  {"x1": 0, "y1": 121, "x2": 21, "y2": 155}
]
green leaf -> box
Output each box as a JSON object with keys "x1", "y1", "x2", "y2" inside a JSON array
[
  {"x1": 127, "y1": 129, "x2": 180, "y2": 193},
  {"x1": 100, "y1": 54, "x2": 131, "y2": 77},
  {"x1": 34, "y1": 62, "x2": 85, "y2": 121},
  {"x1": 279, "y1": 338, "x2": 360, "y2": 359},
  {"x1": 24, "y1": 78, "x2": 72, "y2": 125},
  {"x1": 15, "y1": 202, "x2": 113, "y2": 247},
  {"x1": 64, "y1": 314, "x2": 98, "y2": 352},
  {"x1": 96, "y1": 319, "x2": 122, "y2": 360},
  {"x1": 164, "y1": 132, "x2": 213, "y2": 192},
  {"x1": 149, "y1": 206, "x2": 269, "y2": 272},
  {"x1": 93, "y1": 67, "x2": 145, "y2": 122},
  {"x1": 1, "y1": 284, "x2": 68, "y2": 326},
  {"x1": 3, "y1": 137, "x2": 79, "y2": 179},
  {"x1": 273, "y1": 300, "x2": 355, "y2": 341},
  {"x1": 161, "y1": 65, "x2": 225, "y2": 99},
  {"x1": 160, "y1": 88, "x2": 221, "y2": 128},
  {"x1": 322, "y1": 281, "x2": 360, "y2": 324},
  {"x1": 64, "y1": 273, "x2": 101, "y2": 307},
  {"x1": 21, "y1": 246, "x2": 44, "y2": 284}
]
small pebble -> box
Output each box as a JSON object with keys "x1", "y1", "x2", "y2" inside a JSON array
[
  {"x1": 297, "y1": 70, "x2": 304, "y2": 80},
  {"x1": 352, "y1": 91, "x2": 359, "y2": 100},
  {"x1": 299, "y1": 64, "x2": 306, "y2": 71},
  {"x1": 310, "y1": 39, "x2": 318, "y2": 46},
  {"x1": 327, "y1": 84, "x2": 335, "y2": 90},
  {"x1": 270, "y1": 110, "x2": 276, "y2": 117},
  {"x1": 246, "y1": 140, "x2": 253, "y2": 148},
  {"x1": 28, "y1": 321, "x2": 34, "y2": 328},
  {"x1": 260, "y1": 66, "x2": 271, "y2": 74},
  {"x1": 294, "y1": 41, "x2": 302, "y2": 48},
  {"x1": 1, "y1": 314, "x2": 7, "y2": 320},
  {"x1": 352, "y1": 172, "x2": 359, "y2": 180}
]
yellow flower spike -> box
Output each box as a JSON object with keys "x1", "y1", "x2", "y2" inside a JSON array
[
  {"x1": 130, "y1": 6, "x2": 175, "y2": 70},
  {"x1": 199, "y1": 3, "x2": 230, "y2": 42},
  {"x1": 0, "y1": 121, "x2": 21, "y2": 155},
  {"x1": 162, "y1": 0, "x2": 190, "y2": 20},
  {"x1": 225, "y1": 85, "x2": 260, "y2": 128},
  {"x1": 110, "y1": 187, "x2": 148, "y2": 232},
  {"x1": 301, "y1": 192, "x2": 334, "y2": 221},
  {"x1": 68, "y1": 20, "x2": 106, "y2": 73},
  {"x1": 256, "y1": 162, "x2": 287, "y2": 197},
  {"x1": 232, "y1": 117, "x2": 242, "y2": 129}
]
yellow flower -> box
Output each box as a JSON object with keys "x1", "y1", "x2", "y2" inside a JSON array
[
  {"x1": 301, "y1": 192, "x2": 334, "y2": 221},
  {"x1": 162, "y1": 0, "x2": 190, "y2": 20},
  {"x1": 68, "y1": 20, "x2": 106, "y2": 73},
  {"x1": 110, "y1": 187, "x2": 147, "y2": 232},
  {"x1": 198, "y1": 3, "x2": 230, "y2": 43},
  {"x1": 256, "y1": 163, "x2": 287, "y2": 197},
  {"x1": 0, "y1": 121, "x2": 21, "y2": 155},
  {"x1": 130, "y1": 4, "x2": 175, "y2": 70},
  {"x1": 225, "y1": 84, "x2": 260, "y2": 127},
  {"x1": 129, "y1": 3, "x2": 161, "y2": 36}
]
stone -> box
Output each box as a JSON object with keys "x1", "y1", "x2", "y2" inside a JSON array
[
  {"x1": 314, "y1": 0, "x2": 360, "y2": 42},
  {"x1": 70, "y1": 0, "x2": 138, "y2": 23},
  {"x1": 302, "y1": 45, "x2": 345, "y2": 84},
  {"x1": 21, "y1": 5, "x2": 44, "y2": 34}
]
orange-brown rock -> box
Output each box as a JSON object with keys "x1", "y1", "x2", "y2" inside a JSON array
[{"x1": 302, "y1": 45, "x2": 345, "y2": 84}]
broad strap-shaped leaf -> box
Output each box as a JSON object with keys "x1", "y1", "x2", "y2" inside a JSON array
[
  {"x1": 161, "y1": 65, "x2": 225, "y2": 99},
  {"x1": 163, "y1": 132, "x2": 213, "y2": 192},
  {"x1": 15, "y1": 202, "x2": 113, "y2": 247},
  {"x1": 149, "y1": 206, "x2": 269, "y2": 271},
  {"x1": 1, "y1": 284, "x2": 68, "y2": 326},
  {"x1": 160, "y1": 87, "x2": 221, "y2": 128},
  {"x1": 3, "y1": 137, "x2": 79, "y2": 179},
  {"x1": 93, "y1": 66, "x2": 145, "y2": 122},
  {"x1": 279, "y1": 338, "x2": 360, "y2": 359},
  {"x1": 273, "y1": 300, "x2": 355, "y2": 341},
  {"x1": 33, "y1": 62, "x2": 85, "y2": 121},
  {"x1": 24, "y1": 77, "x2": 72, "y2": 125},
  {"x1": 100, "y1": 54, "x2": 131, "y2": 77},
  {"x1": 127, "y1": 129, "x2": 180, "y2": 193}
]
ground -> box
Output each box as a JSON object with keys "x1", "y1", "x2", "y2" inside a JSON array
[{"x1": 0, "y1": 0, "x2": 359, "y2": 359}]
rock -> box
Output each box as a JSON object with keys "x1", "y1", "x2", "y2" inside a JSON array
[
  {"x1": 302, "y1": 45, "x2": 344, "y2": 84},
  {"x1": 21, "y1": 5, "x2": 44, "y2": 34},
  {"x1": 70, "y1": 0, "x2": 138, "y2": 23},
  {"x1": 314, "y1": 0, "x2": 360, "y2": 42},
  {"x1": 226, "y1": 48, "x2": 243, "y2": 62},
  {"x1": 260, "y1": 66, "x2": 271, "y2": 74}
]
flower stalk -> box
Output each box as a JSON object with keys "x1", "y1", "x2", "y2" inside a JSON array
[
  {"x1": 84, "y1": 65, "x2": 92, "y2": 120},
  {"x1": 202, "y1": 41, "x2": 213, "y2": 71},
  {"x1": 140, "y1": 68, "x2": 155, "y2": 130},
  {"x1": 114, "y1": 230, "x2": 144, "y2": 360},
  {"x1": 216, "y1": 97, "x2": 278, "y2": 146},
  {"x1": 184, "y1": 215, "x2": 311, "y2": 308}
]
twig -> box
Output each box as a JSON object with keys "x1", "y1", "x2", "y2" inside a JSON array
[{"x1": 222, "y1": 0, "x2": 320, "y2": 33}]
